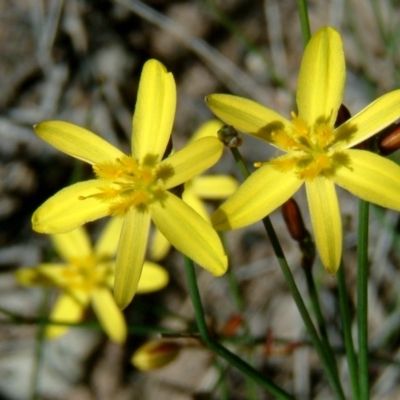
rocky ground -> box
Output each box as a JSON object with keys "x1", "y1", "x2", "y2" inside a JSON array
[{"x1": 1, "y1": 0, "x2": 400, "y2": 399}]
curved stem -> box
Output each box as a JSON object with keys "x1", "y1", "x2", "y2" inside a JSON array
[
  {"x1": 304, "y1": 268, "x2": 339, "y2": 378},
  {"x1": 230, "y1": 147, "x2": 345, "y2": 400},
  {"x1": 296, "y1": 0, "x2": 311, "y2": 46},
  {"x1": 184, "y1": 256, "x2": 295, "y2": 400},
  {"x1": 357, "y1": 199, "x2": 370, "y2": 400}
]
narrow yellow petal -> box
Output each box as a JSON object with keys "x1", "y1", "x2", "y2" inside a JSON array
[
  {"x1": 137, "y1": 261, "x2": 169, "y2": 294},
  {"x1": 306, "y1": 178, "x2": 342, "y2": 275},
  {"x1": 333, "y1": 89, "x2": 400, "y2": 149},
  {"x1": 297, "y1": 27, "x2": 344, "y2": 126},
  {"x1": 132, "y1": 59, "x2": 176, "y2": 162},
  {"x1": 114, "y1": 209, "x2": 151, "y2": 309},
  {"x1": 94, "y1": 217, "x2": 123, "y2": 258},
  {"x1": 162, "y1": 137, "x2": 223, "y2": 189},
  {"x1": 189, "y1": 119, "x2": 223, "y2": 142},
  {"x1": 333, "y1": 149, "x2": 400, "y2": 210},
  {"x1": 34, "y1": 121, "x2": 124, "y2": 165},
  {"x1": 190, "y1": 175, "x2": 238, "y2": 199},
  {"x1": 182, "y1": 188, "x2": 210, "y2": 221},
  {"x1": 206, "y1": 94, "x2": 291, "y2": 149},
  {"x1": 51, "y1": 227, "x2": 92, "y2": 261},
  {"x1": 16, "y1": 264, "x2": 67, "y2": 287},
  {"x1": 91, "y1": 287, "x2": 127, "y2": 343},
  {"x1": 150, "y1": 227, "x2": 171, "y2": 261},
  {"x1": 46, "y1": 291, "x2": 89, "y2": 339},
  {"x1": 212, "y1": 164, "x2": 302, "y2": 230},
  {"x1": 150, "y1": 192, "x2": 227, "y2": 276},
  {"x1": 32, "y1": 180, "x2": 110, "y2": 234}
]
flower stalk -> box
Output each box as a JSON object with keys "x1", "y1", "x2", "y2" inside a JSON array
[{"x1": 183, "y1": 255, "x2": 295, "y2": 400}]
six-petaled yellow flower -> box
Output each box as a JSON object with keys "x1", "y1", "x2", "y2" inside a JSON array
[
  {"x1": 17, "y1": 218, "x2": 169, "y2": 342},
  {"x1": 32, "y1": 59, "x2": 228, "y2": 309},
  {"x1": 207, "y1": 26, "x2": 400, "y2": 274},
  {"x1": 151, "y1": 119, "x2": 238, "y2": 260}
]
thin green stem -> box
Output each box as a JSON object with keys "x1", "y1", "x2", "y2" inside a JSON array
[
  {"x1": 30, "y1": 290, "x2": 49, "y2": 400},
  {"x1": 184, "y1": 256, "x2": 294, "y2": 400},
  {"x1": 337, "y1": 260, "x2": 360, "y2": 400},
  {"x1": 296, "y1": 0, "x2": 311, "y2": 46},
  {"x1": 261, "y1": 217, "x2": 345, "y2": 400},
  {"x1": 230, "y1": 147, "x2": 252, "y2": 178},
  {"x1": 357, "y1": 200, "x2": 370, "y2": 400},
  {"x1": 230, "y1": 147, "x2": 345, "y2": 400},
  {"x1": 304, "y1": 268, "x2": 339, "y2": 378},
  {"x1": 226, "y1": 267, "x2": 245, "y2": 312}
]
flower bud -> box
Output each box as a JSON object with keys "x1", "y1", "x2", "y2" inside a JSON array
[
  {"x1": 282, "y1": 198, "x2": 315, "y2": 269},
  {"x1": 378, "y1": 123, "x2": 400, "y2": 155},
  {"x1": 282, "y1": 199, "x2": 308, "y2": 242},
  {"x1": 131, "y1": 339, "x2": 181, "y2": 371},
  {"x1": 217, "y1": 125, "x2": 243, "y2": 148},
  {"x1": 221, "y1": 314, "x2": 243, "y2": 336}
]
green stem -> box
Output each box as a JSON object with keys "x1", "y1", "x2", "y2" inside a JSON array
[
  {"x1": 304, "y1": 268, "x2": 339, "y2": 378},
  {"x1": 30, "y1": 290, "x2": 49, "y2": 400},
  {"x1": 357, "y1": 200, "x2": 370, "y2": 400},
  {"x1": 230, "y1": 147, "x2": 345, "y2": 400},
  {"x1": 337, "y1": 260, "x2": 360, "y2": 400},
  {"x1": 184, "y1": 256, "x2": 294, "y2": 400},
  {"x1": 262, "y1": 217, "x2": 345, "y2": 400},
  {"x1": 296, "y1": 0, "x2": 311, "y2": 46}
]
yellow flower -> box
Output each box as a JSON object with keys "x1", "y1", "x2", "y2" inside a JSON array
[
  {"x1": 17, "y1": 218, "x2": 169, "y2": 343},
  {"x1": 206, "y1": 26, "x2": 400, "y2": 274},
  {"x1": 150, "y1": 119, "x2": 238, "y2": 261},
  {"x1": 32, "y1": 59, "x2": 228, "y2": 308}
]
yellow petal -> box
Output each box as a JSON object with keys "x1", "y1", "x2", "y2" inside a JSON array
[
  {"x1": 137, "y1": 261, "x2": 169, "y2": 293},
  {"x1": 182, "y1": 188, "x2": 210, "y2": 221},
  {"x1": 212, "y1": 164, "x2": 302, "y2": 230},
  {"x1": 91, "y1": 287, "x2": 127, "y2": 343},
  {"x1": 333, "y1": 149, "x2": 400, "y2": 210},
  {"x1": 132, "y1": 59, "x2": 176, "y2": 162},
  {"x1": 51, "y1": 227, "x2": 92, "y2": 261},
  {"x1": 114, "y1": 209, "x2": 151, "y2": 309},
  {"x1": 162, "y1": 137, "x2": 223, "y2": 189},
  {"x1": 34, "y1": 121, "x2": 124, "y2": 165},
  {"x1": 305, "y1": 177, "x2": 342, "y2": 275},
  {"x1": 16, "y1": 264, "x2": 67, "y2": 287},
  {"x1": 297, "y1": 27, "x2": 344, "y2": 126},
  {"x1": 190, "y1": 175, "x2": 238, "y2": 199},
  {"x1": 189, "y1": 119, "x2": 223, "y2": 142},
  {"x1": 206, "y1": 94, "x2": 291, "y2": 149},
  {"x1": 150, "y1": 227, "x2": 171, "y2": 261},
  {"x1": 46, "y1": 291, "x2": 89, "y2": 339},
  {"x1": 333, "y1": 89, "x2": 400, "y2": 149},
  {"x1": 32, "y1": 180, "x2": 110, "y2": 234},
  {"x1": 94, "y1": 217, "x2": 123, "y2": 258},
  {"x1": 150, "y1": 192, "x2": 227, "y2": 276}
]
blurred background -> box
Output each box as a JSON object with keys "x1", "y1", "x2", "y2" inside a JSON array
[{"x1": 1, "y1": 0, "x2": 400, "y2": 399}]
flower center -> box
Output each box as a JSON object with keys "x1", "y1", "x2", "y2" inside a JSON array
[
  {"x1": 84, "y1": 155, "x2": 173, "y2": 215},
  {"x1": 257, "y1": 114, "x2": 350, "y2": 180},
  {"x1": 62, "y1": 255, "x2": 112, "y2": 292}
]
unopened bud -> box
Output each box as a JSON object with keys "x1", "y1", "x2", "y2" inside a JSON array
[
  {"x1": 218, "y1": 125, "x2": 243, "y2": 148},
  {"x1": 282, "y1": 198, "x2": 308, "y2": 242},
  {"x1": 131, "y1": 339, "x2": 181, "y2": 371},
  {"x1": 378, "y1": 123, "x2": 400, "y2": 155},
  {"x1": 282, "y1": 198, "x2": 315, "y2": 269},
  {"x1": 221, "y1": 314, "x2": 243, "y2": 336},
  {"x1": 334, "y1": 104, "x2": 351, "y2": 128}
]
